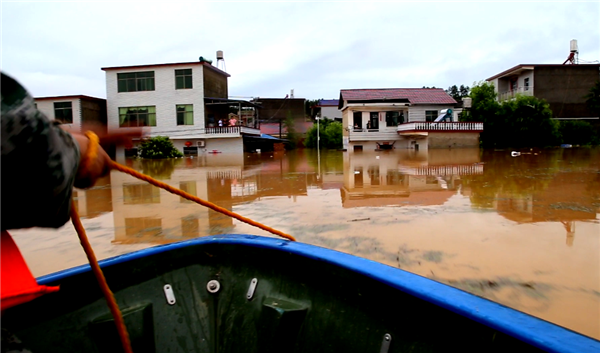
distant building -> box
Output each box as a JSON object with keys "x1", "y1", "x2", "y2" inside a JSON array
[
  {"x1": 254, "y1": 97, "x2": 310, "y2": 138},
  {"x1": 34, "y1": 95, "x2": 107, "y2": 134},
  {"x1": 101, "y1": 60, "x2": 261, "y2": 158},
  {"x1": 486, "y1": 64, "x2": 600, "y2": 120},
  {"x1": 339, "y1": 88, "x2": 483, "y2": 152},
  {"x1": 315, "y1": 99, "x2": 342, "y2": 121}
]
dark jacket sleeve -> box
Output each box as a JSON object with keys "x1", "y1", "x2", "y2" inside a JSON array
[{"x1": 1, "y1": 72, "x2": 80, "y2": 230}]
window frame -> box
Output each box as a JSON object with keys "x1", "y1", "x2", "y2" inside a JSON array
[
  {"x1": 176, "y1": 104, "x2": 194, "y2": 125},
  {"x1": 175, "y1": 69, "x2": 193, "y2": 89},
  {"x1": 385, "y1": 111, "x2": 399, "y2": 127},
  {"x1": 119, "y1": 106, "x2": 157, "y2": 127},
  {"x1": 54, "y1": 101, "x2": 73, "y2": 124},
  {"x1": 117, "y1": 71, "x2": 155, "y2": 93},
  {"x1": 425, "y1": 110, "x2": 438, "y2": 122}
]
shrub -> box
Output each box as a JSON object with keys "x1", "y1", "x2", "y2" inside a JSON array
[{"x1": 139, "y1": 136, "x2": 183, "y2": 159}]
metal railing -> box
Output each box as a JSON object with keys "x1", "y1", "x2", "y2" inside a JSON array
[
  {"x1": 397, "y1": 122, "x2": 483, "y2": 132},
  {"x1": 206, "y1": 126, "x2": 241, "y2": 134},
  {"x1": 498, "y1": 86, "x2": 534, "y2": 101}
]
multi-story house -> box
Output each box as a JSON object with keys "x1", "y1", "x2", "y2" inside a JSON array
[
  {"x1": 102, "y1": 60, "x2": 261, "y2": 159},
  {"x1": 34, "y1": 94, "x2": 107, "y2": 134},
  {"x1": 486, "y1": 64, "x2": 600, "y2": 120},
  {"x1": 339, "y1": 88, "x2": 483, "y2": 152}
]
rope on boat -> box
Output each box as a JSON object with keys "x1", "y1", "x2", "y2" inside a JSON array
[{"x1": 71, "y1": 131, "x2": 295, "y2": 353}]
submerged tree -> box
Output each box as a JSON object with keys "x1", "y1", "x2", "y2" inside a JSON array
[{"x1": 139, "y1": 136, "x2": 183, "y2": 159}]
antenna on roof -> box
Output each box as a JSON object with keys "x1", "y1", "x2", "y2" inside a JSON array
[
  {"x1": 563, "y1": 39, "x2": 578, "y2": 65},
  {"x1": 216, "y1": 50, "x2": 226, "y2": 72}
]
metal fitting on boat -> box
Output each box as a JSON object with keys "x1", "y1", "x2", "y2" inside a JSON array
[{"x1": 207, "y1": 280, "x2": 221, "y2": 293}]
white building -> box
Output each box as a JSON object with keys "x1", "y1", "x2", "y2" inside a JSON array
[
  {"x1": 315, "y1": 99, "x2": 342, "y2": 121},
  {"x1": 34, "y1": 95, "x2": 107, "y2": 134},
  {"x1": 102, "y1": 60, "x2": 261, "y2": 159},
  {"x1": 339, "y1": 88, "x2": 483, "y2": 152}
]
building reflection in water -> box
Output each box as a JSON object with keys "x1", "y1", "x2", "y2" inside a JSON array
[
  {"x1": 105, "y1": 148, "x2": 597, "y2": 247},
  {"x1": 341, "y1": 149, "x2": 483, "y2": 208},
  {"x1": 72, "y1": 174, "x2": 113, "y2": 218}
]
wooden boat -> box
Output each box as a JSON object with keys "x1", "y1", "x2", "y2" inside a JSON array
[{"x1": 3, "y1": 234, "x2": 599, "y2": 353}]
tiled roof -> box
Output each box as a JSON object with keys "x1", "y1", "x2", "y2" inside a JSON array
[
  {"x1": 317, "y1": 99, "x2": 339, "y2": 106},
  {"x1": 340, "y1": 88, "x2": 456, "y2": 105}
]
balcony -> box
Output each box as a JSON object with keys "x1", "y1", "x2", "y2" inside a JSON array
[
  {"x1": 349, "y1": 127, "x2": 401, "y2": 142},
  {"x1": 397, "y1": 122, "x2": 483, "y2": 133},
  {"x1": 498, "y1": 86, "x2": 534, "y2": 101}
]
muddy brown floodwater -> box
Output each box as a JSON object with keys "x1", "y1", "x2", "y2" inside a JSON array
[{"x1": 10, "y1": 147, "x2": 600, "y2": 340}]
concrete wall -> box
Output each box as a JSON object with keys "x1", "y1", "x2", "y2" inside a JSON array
[
  {"x1": 427, "y1": 132, "x2": 480, "y2": 148},
  {"x1": 35, "y1": 98, "x2": 83, "y2": 131},
  {"x1": 105, "y1": 64, "x2": 207, "y2": 136},
  {"x1": 203, "y1": 66, "x2": 228, "y2": 98},
  {"x1": 321, "y1": 106, "x2": 342, "y2": 120},
  {"x1": 534, "y1": 65, "x2": 600, "y2": 118},
  {"x1": 408, "y1": 105, "x2": 455, "y2": 122}
]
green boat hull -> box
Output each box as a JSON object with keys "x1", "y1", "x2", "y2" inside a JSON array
[{"x1": 2, "y1": 235, "x2": 598, "y2": 352}]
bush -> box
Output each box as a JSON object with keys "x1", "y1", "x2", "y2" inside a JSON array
[
  {"x1": 559, "y1": 120, "x2": 595, "y2": 145},
  {"x1": 304, "y1": 118, "x2": 342, "y2": 149},
  {"x1": 139, "y1": 136, "x2": 183, "y2": 159}
]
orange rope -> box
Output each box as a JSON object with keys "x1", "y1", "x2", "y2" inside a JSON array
[
  {"x1": 109, "y1": 160, "x2": 296, "y2": 241},
  {"x1": 70, "y1": 201, "x2": 133, "y2": 353}
]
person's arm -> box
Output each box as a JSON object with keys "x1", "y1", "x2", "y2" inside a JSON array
[{"x1": 0, "y1": 73, "x2": 112, "y2": 229}]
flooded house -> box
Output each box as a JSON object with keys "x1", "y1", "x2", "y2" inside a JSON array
[
  {"x1": 101, "y1": 57, "x2": 262, "y2": 158},
  {"x1": 339, "y1": 88, "x2": 483, "y2": 152}
]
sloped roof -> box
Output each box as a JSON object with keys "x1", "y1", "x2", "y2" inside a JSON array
[
  {"x1": 340, "y1": 88, "x2": 456, "y2": 105},
  {"x1": 317, "y1": 99, "x2": 339, "y2": 106}
]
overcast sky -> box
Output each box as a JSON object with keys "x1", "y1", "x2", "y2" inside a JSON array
[{"x1": 2, "y1": 1, "x2": 598, "y2": 100}]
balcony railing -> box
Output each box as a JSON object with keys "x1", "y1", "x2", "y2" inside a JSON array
[
  {"x1": 397, "y1": 122, "x2": 483, "y2": 132},
  {"x1": 498, "y1": 86, "x2": 534, "y2": 101},
  {"x1": 206, "y1": 126, "x2": 241, "y2": 134}
]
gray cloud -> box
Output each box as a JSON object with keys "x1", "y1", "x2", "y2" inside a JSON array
[{"x1": 2, "y1": 2, "x2": 598, "y2": 99}]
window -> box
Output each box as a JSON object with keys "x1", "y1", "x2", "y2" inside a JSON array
[
  {"x1": 117, "y1": 71, "x2": 155, "y2": 92},
  {"x1": 425, "y1": 110, "x2": 438, "y2": 122},
  {"x1": 353, "y1": 112, "x2": 362, "y2": 129},
  {"x1": 368, "y1": 112, "x2": 379, "y2": 129},
  {"x1": 123, "y1": 183, "x2": 160, "y2": 204},
  {"x1": 385, "y1": 111, "x2": 399, "y2": 127},
  {"x1": 54, "y1": 102, "x2": 73, "y2": 124},
  {"x1": 119, "y1": 106, "x2": 156, "y2": 127},
  {"x1": 175, "y1": 69, "x2": 193, "y2": 89},
  {"x1": 524, "y1": 77, "x2": 530, "y2": 91},
  {"x1": 177, "y1": 104, "x2": 194, "y2": 125}
]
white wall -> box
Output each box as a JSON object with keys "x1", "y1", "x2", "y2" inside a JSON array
[
  {"x1": 105, "y1": 64, "x2": 206, "y2": 136},
  {"x1": 408, "y1": 105, "x2": 454, "y2": 122},
  {"x1": 321, "y1": 106, "x2": 342, "y2": 120},
  {"x1": 35, "y1": 98, "x2": 82, "y2": 131}
]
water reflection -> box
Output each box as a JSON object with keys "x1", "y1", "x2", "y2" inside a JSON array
[{"x1": 11, "y1": 147, "x2": 600, "y2": 339}]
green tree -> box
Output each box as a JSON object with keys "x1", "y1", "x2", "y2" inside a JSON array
[
  {"x1": 461, "y1": 82, "x2": 560, "y2": 148},
  {"x1": 560, "y1": 120, "x2": 594, "y2": 145},
  {"x1": 139, "y1": 136, "x2": 183, "y2": 159},
  {"x1": 445, "y1": 84, "x2": 470, "y2": 102},
  {"x1": 283, "y1": 111, "x2": 300, "y2": 149},
  {"x1": 585, "y1": 81, "x2": 600, "y2": 116},
  {"x1": 305, "y1": 99, "x2": 321, "y2": 119},
  {"x1": 304, "y1": 118, "x2": 342, "y2": 149}
]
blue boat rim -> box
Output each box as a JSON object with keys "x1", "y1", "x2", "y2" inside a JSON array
[{"x1": 37, "y1": 234, "x2": 600, "y2": 353}]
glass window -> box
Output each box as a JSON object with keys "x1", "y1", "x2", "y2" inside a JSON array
[
  {"x1": 425, "y1": 111, "x2": 438, "y2": 122},
  {"x1": 54, "y1": 102, "x2": 73, "y2": 124},
  {"x1": 119, "y1": 106, "x2": 156, "y2": 127},
  {"x1": 385, "y1": 111, "x2": 399, "y2": 127},
  {"x1": 176, "y1": 104, "x2": 194, "y2": 125},
  {"x1": 353, "y1": 112, "x2": 362, "y2": 129},
  {"x1": 175, "y1": 69, "x2": 193, "y2": 89},
  {"x1": 369, "y1": 112, "x2": 379, "y2": 129},
  {"x1": 117, "y1": 71, "x2": 155, "y2": 92},
  {"x1": 524, "y1": 77, "x2": 530, "y2": 91}
]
